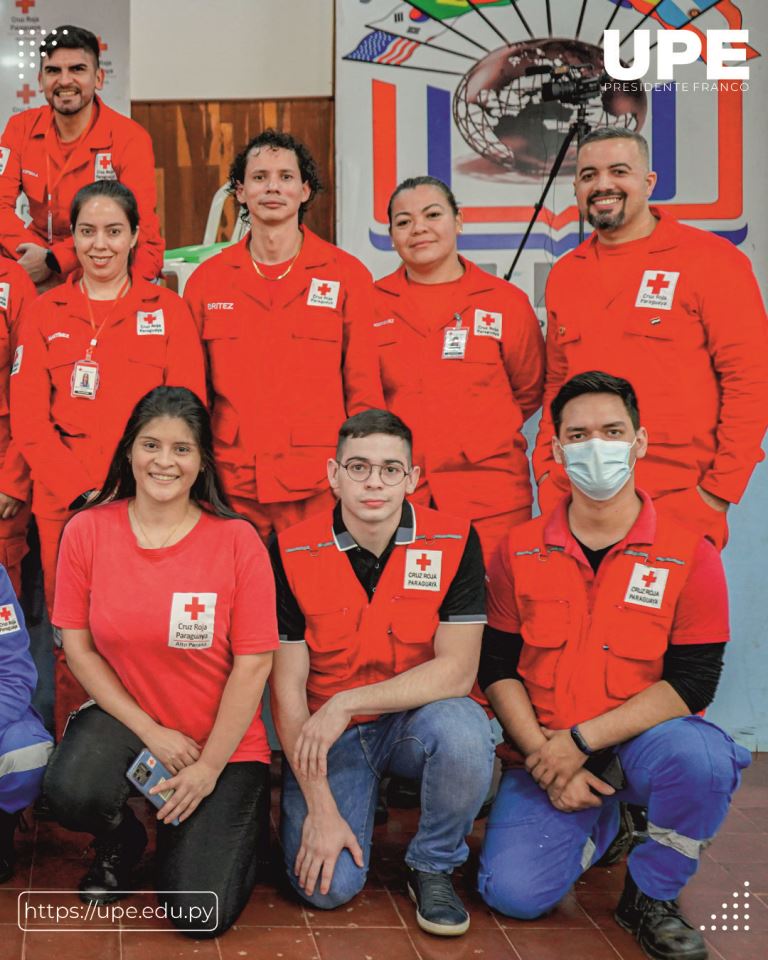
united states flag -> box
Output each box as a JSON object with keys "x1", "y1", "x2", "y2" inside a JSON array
[{"x1": 345, "y1": 30, "x2": 419, "y2": 66}]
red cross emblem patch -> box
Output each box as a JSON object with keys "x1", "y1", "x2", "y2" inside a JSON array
[
  {"x1": 404, "y1": 549, "x2": 442, "y2": 591},
  {"x1": 473, "y1": 308, "x2": 502, "y2": 339},
  {"x1": 624, "y1": 563, "x2": 669, "y2": 609},
  {"x1": 635, "y1": 271, "x2": 679, "y2": 311},
  {"x1": 307, "y1": 278, "x2": 340, "y2": 308},
  {"x1": 169, "y1": 593, "x2": 217, "y2": 649},
  {"x1": 0, "y1": 147, "x2": 9, "y2": 176},
  {"x1": 94, "y1": 153, "x2": 117, "y2": 181},
  {"x1": 137, "y1": 309, "x2": 165, "y2": 336},
  {"x1": 0, "y1": 603, "x2": 20, "y2": 634}
]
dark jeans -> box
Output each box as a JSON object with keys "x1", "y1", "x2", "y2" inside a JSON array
[{"x1": 43, "y1": 704, "x2": 270, "y2": 937}]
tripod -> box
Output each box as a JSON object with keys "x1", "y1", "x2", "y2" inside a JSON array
[{"x1": 504, "y1": 101, "x2": 591, "y2": 282}]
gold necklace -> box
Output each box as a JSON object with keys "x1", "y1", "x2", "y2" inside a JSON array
[
  {"x1": 130, "y1": 501, "x2": 190, "y2": 549},
  {"x1": 250, "y1": 236, "x2": 303, "y2": 280}
]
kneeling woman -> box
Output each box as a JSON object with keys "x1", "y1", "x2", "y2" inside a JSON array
[{"x1": 44, "y1": 386, "x2": 278, "y2": 937}]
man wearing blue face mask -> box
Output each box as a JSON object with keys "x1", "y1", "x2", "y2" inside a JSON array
[{"x1": 476, "y1": 371, "x2": 750, "y2": 960}]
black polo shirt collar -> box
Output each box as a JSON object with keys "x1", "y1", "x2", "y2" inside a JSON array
[{"x1": 331, "y1": 499, "x2": 416, "y2": 552}]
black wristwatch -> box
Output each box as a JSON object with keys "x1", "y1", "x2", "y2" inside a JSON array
[
  {"x1": 570, "y1": 724, "x2": 595, "y2": 756},
  {"x1": 45, "y1": 250, "x2": 61, "y2": 274}
]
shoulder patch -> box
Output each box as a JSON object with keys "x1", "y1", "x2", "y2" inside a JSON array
[{"x1": 0, "y1": 603, "x2": 20, "y2": 633}]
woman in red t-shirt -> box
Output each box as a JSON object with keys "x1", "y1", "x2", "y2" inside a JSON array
[
  {"x1": 373, "y1": 176, "x2": 545, "y2": 563},
  {"x1": 11, "y1": 179, "x2": 206, "y2": 736},
  {"x1": 43, "y1": 385, "x2": 278, "y2": 937}
]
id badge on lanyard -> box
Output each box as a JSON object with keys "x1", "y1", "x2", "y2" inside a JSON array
[
  {"x1": 70, "y1": 276, "x2": 130, "y2": 399},
  {"x1": 71, "y1": 357, "x2": 99, "y2": 399},
  {"x1": 442, "y1": 312, "x2": 468, "y2": 360}
]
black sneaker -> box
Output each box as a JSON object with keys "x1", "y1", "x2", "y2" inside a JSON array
[
  {"x1": 0, "y1": 809, "x2": 18, "y2": 884},
  {"x1": 406, "y1": 867, "x2": 469, "y2": 937},
  {"x1": 595, "y1": 802, "x2": 636, "y2": 867},
  {"x1": 615, "y1": 871, "x2": 708, "y2": 960},
  {"x1": 79, "y1": 809, "x2": 148, "y2": 904}
]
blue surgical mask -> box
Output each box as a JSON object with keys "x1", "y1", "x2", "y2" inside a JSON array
[{"x1": 559, "y1": 437, "x2": 636, "y2": 501}]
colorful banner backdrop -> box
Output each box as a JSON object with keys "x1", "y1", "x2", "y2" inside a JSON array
[
  {"x1": 0, "y1": 0, "x2": 129, "y2": 123},
  {"x1": 336, "y1": 0, "x2": 766, "y2": 317}
]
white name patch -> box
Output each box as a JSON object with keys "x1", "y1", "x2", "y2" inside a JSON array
[
  {"x1": 624, "y1": 563, "x2": 669, "y2": 610},
  {"x1": 635, "y1": 271, "x2": 679, "y2": 311},
  {"x1": 0, "y1": 603, "x2": 20, "y2": 634},
  {"x1": 94, "y1": 152, "x2": 117, "y2": 181},
  {"x1": 474, "y1": 308, "x2": 502, "y2": 339},
  {"x1": 0, "y1": 147, "x2": 9, "y2": 176},
  {"x1": 307, "y1": 278, "x2": 340, "y2": 308},
  {"x1": 47, "y1": 331, "x2": 71, "y2": 342},
  {"x1": 168, "y1": 593, "x2": 217, "y2": 649},
  {"x1": 10, "y1": 345, "x2": 22, "y2": 376},
  {"x1": 206, "y1": 302, "x2": 234, "y2": 311},
  {"x1": 137, "y1": 309, "x2": 165, "y2": 335},
  {"x1": 0, "y1": 283, "x2": 8, "y2": 310},
  {"x1": 404, "y1": 549, "x2": 442, "y2": 592}
]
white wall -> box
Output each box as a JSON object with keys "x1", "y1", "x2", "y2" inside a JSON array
[{"x1": 129, "y1": 0, "x2": 334, "y2": 100}]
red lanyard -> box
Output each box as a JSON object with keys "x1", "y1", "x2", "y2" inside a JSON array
[
  {"x1": 44, "y1": 115, "x2": 91, "y2": 243},
  {"x1": 79, "y1": 276, "x2": 131, "y2": 361}
]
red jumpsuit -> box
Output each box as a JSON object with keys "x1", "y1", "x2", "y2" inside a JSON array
[
  {"x1": 184, "y1": 228, "x2": 384, "y2": 540},
  {"x1": 11, "y1": 276, "x2": 206, "y2": 604},
  {"x1": 534, "y1": 210, "x2": 768, "y2": 549},
  {"x1": 0, "y1": 260, "x2": 35, "y2": 593},
  {"x1": 373, "y1": 258, "x2": 544, "y2": 562},
  {"x1": 0, "y1": 97, "x2": 164, "y2": 281}
]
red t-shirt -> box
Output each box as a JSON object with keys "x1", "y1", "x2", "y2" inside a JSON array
[{"x1": 53, "y1": 500, "x2": 279, "y2": 763}]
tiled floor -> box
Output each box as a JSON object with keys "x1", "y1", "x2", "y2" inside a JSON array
[{"x1": 2, "y1": 754, "x2": 765, "y2": 960}]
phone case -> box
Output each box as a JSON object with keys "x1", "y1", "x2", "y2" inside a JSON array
[{"x1": 125, "y1": 748, "x2": 180, "y2": 827}]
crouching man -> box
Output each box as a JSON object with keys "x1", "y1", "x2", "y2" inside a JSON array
[
  {"x1": 270, "y1": 409, "x2": 494, "y2": 937},
  {"x1": 478, "y1": 371, "x2": 750, "y2": 960}
]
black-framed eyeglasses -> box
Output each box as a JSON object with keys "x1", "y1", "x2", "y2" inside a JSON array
[{"x1": 337, "y1": 458, "x2": 410, "y2": 485}]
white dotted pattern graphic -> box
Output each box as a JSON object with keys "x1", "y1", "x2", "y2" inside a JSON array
[{"x1": 700, "y1": 881, "x2": 751, "y2": 933}]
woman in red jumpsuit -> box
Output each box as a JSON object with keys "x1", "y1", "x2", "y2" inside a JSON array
[
  {"x1": 11, "y1": 180, "x2": 206, "y2": 734},
  {"x1": 373, "y1": 177, "x2": 545, "y2": 562}
]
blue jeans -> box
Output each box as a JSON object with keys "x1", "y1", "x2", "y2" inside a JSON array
[
  {"x1": 281, "y1": 697, "x2": 495, "y2": 909},
  {"x1": 478, "y1": 716, "x2": 751, "y2": 919}
]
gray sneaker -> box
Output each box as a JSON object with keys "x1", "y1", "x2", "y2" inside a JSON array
[{"x1": 406, "y1": 867, "x2": 470, "y2": 937}]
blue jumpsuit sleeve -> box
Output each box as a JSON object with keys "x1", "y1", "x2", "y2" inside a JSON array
[{"x1": 0, "y1": 565, "x2": 37, "y2": 728}]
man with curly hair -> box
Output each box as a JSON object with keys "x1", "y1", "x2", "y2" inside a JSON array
[{"x1": 184, "y1": 130, "x2": 383, "y2": 539}]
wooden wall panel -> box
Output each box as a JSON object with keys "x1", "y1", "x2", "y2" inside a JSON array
[{"x1": 131, "y1": 99, "x2": 335, "y2": 251}]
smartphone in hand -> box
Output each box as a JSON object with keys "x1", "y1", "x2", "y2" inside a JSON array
[{"x1": 126, "y1": 749, "x2": 180, "y2": 827}]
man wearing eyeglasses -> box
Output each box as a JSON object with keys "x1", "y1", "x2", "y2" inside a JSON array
[{"x1": 269, "y1": 408, "x2": 493, "y2": 938}]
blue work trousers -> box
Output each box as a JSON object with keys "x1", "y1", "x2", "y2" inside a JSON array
[
  {"x1": 281, "y1": 697, "x2": 495, "y2": 909},
  {"x1": 478, "y1": 716, "x2": 751, "y2": 919}
]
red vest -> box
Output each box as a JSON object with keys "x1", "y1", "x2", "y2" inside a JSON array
[
  {"x1": 279, "y1": 505, "x2": 470, "y2": 720},
  {"x1": 505, "y1": 512, "x2": 701, "y2": 730}
]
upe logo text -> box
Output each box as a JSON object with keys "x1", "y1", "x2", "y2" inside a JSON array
[{"x1": 603, "y1": 29, "x2": 749, "y2": 81}]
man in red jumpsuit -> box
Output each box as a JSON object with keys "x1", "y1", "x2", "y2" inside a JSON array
[
  {"x1": 534, "y1": 128, "x2": 768, "y2": 549},
  {"x1": 184, "y1": 129, "x2": 383, "y2": 541},
  {"x1": 0, "y1": 25, "x2": 163, "y2": 284}
]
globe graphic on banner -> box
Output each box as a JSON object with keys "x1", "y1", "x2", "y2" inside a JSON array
[{"x1": 452, "y1": 38, "x2": 647, "y2": 175}]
